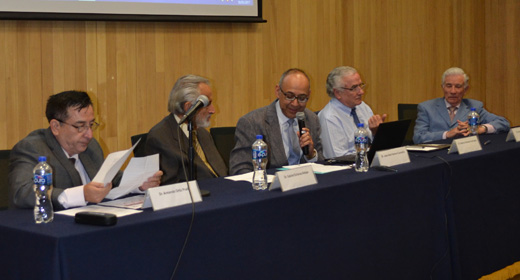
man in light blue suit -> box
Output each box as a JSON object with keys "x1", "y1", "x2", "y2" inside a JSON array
[{"x1": 413, "y1": 67, "x2": 510, "y2": 144}]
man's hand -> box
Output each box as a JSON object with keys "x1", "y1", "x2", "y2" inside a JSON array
[
  {"x1": 368, "y1": 113, "x2": 387, "y2": 135},
  {"x1": 139, "y1": 170, "x2": 163, "y2": 191},
  {"x1": 446, "y1": 120, "x2": 471, "y2": 138},
  {"x1": 298, "y1": 127, "x2": 316, "y2": 159},
  {"x1": 84, "y1": 182, "x2": 112, "y2": 203}
]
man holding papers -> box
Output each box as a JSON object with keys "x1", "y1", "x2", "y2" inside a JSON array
[{"x1": 8, "y1": 90, "x2": 162, "y2": 210}]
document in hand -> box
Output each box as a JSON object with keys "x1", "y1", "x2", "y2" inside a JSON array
[
  {"x1": 92, "y1": 140, "x2": 139, "y2": 185},
  {"x1": 105, "y1": 154, "x2": 160, "y2": 200}
]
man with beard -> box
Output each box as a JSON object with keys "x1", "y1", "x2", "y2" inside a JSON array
[{"x1": 144, "y1": 75, "x2": 228, "y2": 184}]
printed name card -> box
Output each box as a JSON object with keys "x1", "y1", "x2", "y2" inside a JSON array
[
  {"x1": 147, "y1": 180, "x2": 202, "y2": 211},
  {"x1": 371, "y1": 147, "x2": 410, "y2": 167},
  {"x1": 269, "y1": 165, "x2": 317, "y2": 192},
  {"x1": 448, "y1": 136, "x2": 482, "y2": 155},
  {"x1": 506, "y1": 127, "x2": 520, "y2": 142}
]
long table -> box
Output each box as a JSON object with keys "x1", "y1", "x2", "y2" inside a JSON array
[{"x1": 1, "y1": 133, "x2": 519, "y2": 280}]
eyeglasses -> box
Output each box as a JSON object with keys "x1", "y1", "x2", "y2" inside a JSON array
[
  {"x1": 279, "y1": 88, "x2": 309, "y2": 103},
  {"x1": 443, "y1": 83, "x2": 465, "y2": 89},
  {"x1": 57, "y1": 119, "x2": 100, "y2": 133},
  {"x1": 339, "y1": 83, "x2": 366, "y2": 92}
]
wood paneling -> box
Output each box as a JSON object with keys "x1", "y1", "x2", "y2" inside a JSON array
[{"x1": 0, "y1": 0, "x2": 518, "y2": 153}]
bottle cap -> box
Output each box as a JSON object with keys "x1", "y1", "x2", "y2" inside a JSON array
[
  {"x1": 470, "y1": 107, "x2": 476, "y2": 111},
  {"x1": 256, "y1": 135, "x2": 263, "y2": 139},
  {"x1": 38, "y1": 156, "x2": 47, "y2": 162},
  {"x1": 356, "y1": 123, "x2": 365, "y2": 128}
]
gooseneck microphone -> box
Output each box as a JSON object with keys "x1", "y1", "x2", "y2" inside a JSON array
[
  {"x1": 296, "y1": 112, "x2": 309, "y2": 155},
  {"x1": 179, "y1": 95, "x2": 209, "y2": 124}
]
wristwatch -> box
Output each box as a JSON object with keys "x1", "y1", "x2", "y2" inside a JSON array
[{"x1": 480, "y1": 125, "x2": 488, "y2": 134}]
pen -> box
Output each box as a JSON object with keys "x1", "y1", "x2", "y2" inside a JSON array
[{"x1": 484, "y1": 140, "x2": 491, "y2": 145}]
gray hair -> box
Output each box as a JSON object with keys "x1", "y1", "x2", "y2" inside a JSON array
[
  {"x1": 326, "y1": 66, "x2": 358, "y2": 97},
  {"x1": 442, "y1": 67, "x2": 469, "y2": 88},
  {"x1": 278, "y1": 68, "x2": 311, "y2": 90},
  {"x1": 168, "y1": 75, "x2": 210, "y2": 114}
]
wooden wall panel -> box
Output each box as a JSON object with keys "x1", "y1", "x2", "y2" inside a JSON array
[{"x1": 0, "y1": 0, "x2": 518, "y2": 153}]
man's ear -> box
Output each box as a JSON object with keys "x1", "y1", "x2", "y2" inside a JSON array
[
  {"x1": 183, "y1": 101, "x2": 192, "y2": 114},
  {"x1": 49, "y1": 119, "x2": 60, "y2": 136}
]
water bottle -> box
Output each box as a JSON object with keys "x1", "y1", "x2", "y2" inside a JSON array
[
  {"x1": 468, "y1": 107, "x2": 480, "y2": 136},
  {"x1": 252, "y1": 135, "x2": 268, "y2": 190},
  {"x1": 33, "y1": 156, "x2": 54, "y2": 223},
  {"x1": 354, "y1": 123, "x2": 369, "y2": 172}
]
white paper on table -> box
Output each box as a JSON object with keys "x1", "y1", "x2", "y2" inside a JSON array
[
  {"x1": 92, "y1": 140, "x2": 140, "y2": 185},
  {"x1": 281, "y1": 163, "x2": 351, "y2": 174},
  {"x1": 105, "y1": 153, "x2": 159, "y2": 200},
  {"x1": 99, "y1": 195, "x2": 147, "y2": 210},
  {"x1": 225, "y1": 171, "x2": 275, "y2": 183},
  {"x1": 56, "y1": 204, "x2": 142, "y2": 217}
]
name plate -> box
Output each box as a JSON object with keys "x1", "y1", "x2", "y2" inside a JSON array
[
  {"x1": 506, "y1": 127, "x2": 520, "y2": 142},
  {"x1": 448, "y1": 136, "x2": 482, "y2": 154},
  {"x1": 147, "y1": 180, "x2": 202, "y2": 211},
  {"x1": 371, "y1": 147, "x2": 410, "y2": 167},
  {"x1": 269, "y1": 165, "x2": 317, "y2": 192}
]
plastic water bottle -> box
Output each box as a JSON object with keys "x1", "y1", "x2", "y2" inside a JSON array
[
  {"x1": 252, "y1": 135, "x2": 268, "y2": 190},
  {"x1": 354, "y1": 123, "x2": 369, "y2": 172},
  {"x1": 33, "y1": 156, "x2": 54, "y2": 223},
  {"x1": 468, "y1": 107, "x2": 480, "y2": 136}
]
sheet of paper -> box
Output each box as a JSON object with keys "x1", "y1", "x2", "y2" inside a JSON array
[
  {"x1": 105, "y1": 153, "x2": 159, "y2": 200},
  {"x1": 225, "y1": 171, "x2": 275, "y2": 183},
  {"x1": 56, "y1": 204, "x2": 142, "y2": 217},
  {"x1": 281, "y1": 163, "x2": 351, "y2": 174},
  {"x1": 92, "y1": 140, "x2": 140, "y2": 185},
  {"x1": 99, "y1": 195, "x2": 146, "y2": 210}
]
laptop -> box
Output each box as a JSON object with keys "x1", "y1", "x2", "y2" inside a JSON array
[{"x1": 325, "y1": 119, "x2": 412, "y2": 165}]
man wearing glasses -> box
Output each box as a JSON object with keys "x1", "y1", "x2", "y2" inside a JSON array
[
  {"x1": 9, "y1": 90, "x2": 162, "y2": 209},
  {"x1": 413, "y1": 67, "x2": 510, "y2": 144},
  {"x1": 319, "y1": 66, "x2": 387, "y2": 158},
  {"x1": 229, "y1": 68, "x2": 324, "y2": 175}
]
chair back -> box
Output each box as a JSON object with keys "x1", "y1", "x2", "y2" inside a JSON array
[
  {"x1": 210, "y1": 127, "x2": 236, "y2": 169},
  {"x1": 130, "y1": 133, "x2": 148, "y2": 157},
  {"x1": 0, "y1": 150, "x2": 11, "y2": 210},
  {"x1": 397, "y1": 104, "x2": 418, "y2": 145}
]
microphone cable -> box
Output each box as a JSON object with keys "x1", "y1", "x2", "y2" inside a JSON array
[{"x1": 169, "y1": 120, "x2": 196, "y2": 280}]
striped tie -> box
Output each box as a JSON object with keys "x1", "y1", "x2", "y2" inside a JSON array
[{"x1": 192, "y1": 131, "x2": 218, "y2": 177}]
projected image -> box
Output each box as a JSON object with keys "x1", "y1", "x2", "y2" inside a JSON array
[{"x1": 54, "y1": 0, "x2": 253, "y2": 4}]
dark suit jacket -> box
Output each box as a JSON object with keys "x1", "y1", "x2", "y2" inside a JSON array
[
  {"x1": 229, "y1": 100, "x2": 324, "y2": 175},
  {"x1": 8, "y1": 128, "x2": 110, "y2": 210},
  {"x1": 144, "y1": 114, "x2": 228, "y2": 185},
  {"x1": 413, "y1": 98, "x2": 510, "y2": 144}
]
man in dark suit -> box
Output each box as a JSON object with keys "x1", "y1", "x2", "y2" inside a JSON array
[
  {"x1": 414, "y1": 67, "x2": 510, "y2": 144},
  {"x1": 144, "y1": 75, "x2": 228, "y2": 185},
  {"x1": 229, "y1": 68, "x2": 324, "y2": 175},
  {"x1": 9, "y1": 90, "x2": 162, "y2": 210}
]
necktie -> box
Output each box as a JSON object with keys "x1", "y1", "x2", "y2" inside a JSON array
[
  {"x1": 448, "y1": 106, "x2": 457, "y2": 121},
  {"x1": 69, "y1": 158, "x2": 76, "y2": 166},
  {"x1": 287, "y1": 119, "x2": 301, "y2": 165},
  {"x1": 351, "y1": 107, "x2": 361, "y2": 125},
  {"x1": 192, "y1": 131, "x2": 218, "y2": 177}
]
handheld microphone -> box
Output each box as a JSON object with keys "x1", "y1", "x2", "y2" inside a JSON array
[
  {"x1": 296, "y1": 112, "x2": 309, "y2": 155},
  {"x1": 179, "y1": 95, "x2": 209, "y2": 124}
]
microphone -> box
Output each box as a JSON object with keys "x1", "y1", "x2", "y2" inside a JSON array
[
  {"x1": 179, "y1": 95, "x2": 209, "y2": 124},
  {"x1": 296, "y1": 112, "x2": 309, "y2": 155}
]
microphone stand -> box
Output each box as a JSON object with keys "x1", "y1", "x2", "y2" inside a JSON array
[{"x1": 186, "y1": 118, "x2": 210, "y2": 197}]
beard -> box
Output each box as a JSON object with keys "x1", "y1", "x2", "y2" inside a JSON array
[{"x1": 195, "y1": 114, "x2": 211, "y2": 128}]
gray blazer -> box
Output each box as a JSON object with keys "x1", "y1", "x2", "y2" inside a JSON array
[
  {"x1": 229, "y1": 100, "x2": 324, "y2": 175},
  {"x1": 8, "y1": 128, "x2": 109, "y2": 210},
  {"x1": 413, "y1": 98, "x2": 510, "y2": 144},
  {"x1": 144, "y1": 114, "x2": 228, "y2": 185}
]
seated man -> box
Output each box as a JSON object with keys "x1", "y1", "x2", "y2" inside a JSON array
[
  {"x1": 319, "y1": 66, "x2": 387, "y2": 158},
  {"x1": 229, "y1": 68, "x2": 324, "y2": 175},
  {"x1": 9, "y1": 90, "x2": 162, "y2": 210},
  {"x1": 414, "y1": 67, "x2": 510, "y2": 144},
  {"x1": 145, "y1": 75, "x2": 228, "y2": 185}
]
